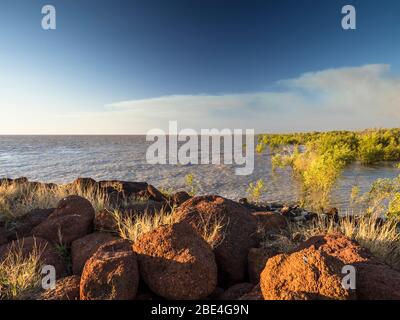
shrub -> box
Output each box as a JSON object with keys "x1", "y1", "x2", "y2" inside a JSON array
[{"x1": 247, "y1": 179, "x2": 266, "y2": 203}]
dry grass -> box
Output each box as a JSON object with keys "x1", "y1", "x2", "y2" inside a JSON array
[
  {"x1": 113, "y1": 207, "x2": 225, "y2": 249},
  {"x1": 195, "y1": 213, "x2": 226, "y2": 249},
  {"x1": 0, "y1": 241, "x2": 43, "y2": 300},
  {"x1": 290, "y1": 214, "x2": 400, "y2": 269},
  {"x1": 0, "y1": 181, "x2": 114, "y2": 222},
  {"x1": 113, "y1": 207, "x2": 180, "y2": 243}
]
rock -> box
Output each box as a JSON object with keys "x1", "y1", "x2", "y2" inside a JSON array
[
  {"x1": 146, "y1": 184, "x2": 166, "y2": 202},
  {"x1": 174, "y1": 195, "x2": 258, "y2": 285},
  {"x1": 70, "y1": 177, "x2": 98, "y2": 192},
  {"x1": 80, "y1": 239, "x2": 139, "y2": 300},
  {"x1": 171, "y1": 191, "x2": 191, "y2": 207},
  {"x1": 0, "y1": 237, "x2": 66, "y2": 277},
  {"x1": 125, "y1": 200, "x2": 164, "y2": 216},
  {"x1": 238, "y1": 284, "x2": 263, "y2": 300},
  {"x1": 240, "y1": 286, "x2": 263, "y2": 300},
  {"x1": 325, "y1": 207, "x2": 339, "y2": 222},
  {"x1": 252, "y1": 211, "x2": 288, "y2": 234},
  {"x1": 9, "y1": 208, "x2": 54, "y2": 240},
  {"x1": 33, "y1": 196, "x2": 95, "y2": 245},
  {"x1": 209, "y1": 287, "x2": 225, "y2": 300},
  {"x1": 98, "y1": 180, "x2": 148, "y2": 197},
  {"x1": 135, "y1": 291, "x2": 156, "y2": 301},
  {"x1": 248, "y1": 248, "x2": 273, "y2": 284},
  {"x1": 13, "y1": 177, "x2": 29, "y2": 184},
  {"x1": 260, "y1": 246, "x2": 353, "y2": 300},
  {"x1": 39, "y1": 276, "x2": 80, "y2": 300},
  {"x1": 218, "y1": 283, "x2": 254, "y2": 300},
  {"x1": 94, "y1": 210, "x2": 118, "y2": 232},
  {"x1": 297, "y1": 233, "x2": 400, "y2": 300},
  {"x1": 71, "y1": 232, "x2": 117, "y2": 275},
  {"x1": 133, "y1": 221, "x2": 217, "y2": 300},
  {"x1": 100, "y1": 186, "x2": 125, "y2": 207},
  {"x1": 0, "y1": 227, "x2": 11, "y2": 245}
]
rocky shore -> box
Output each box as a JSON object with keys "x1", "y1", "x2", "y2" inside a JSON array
[{"x1": 0, "y1": 177, "x2": 399, "y2": 300}]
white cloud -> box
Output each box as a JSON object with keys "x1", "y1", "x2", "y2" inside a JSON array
[
  {"x1": 97, "y1": 64, "x2": 400, "y2": 133},
  {"x1": 1, "y1": 64, "x2": 399, "y2": 134}
]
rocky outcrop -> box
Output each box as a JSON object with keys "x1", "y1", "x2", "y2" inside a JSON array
[
  {"x1": 71, "y1": 232, "x2": 117, "y2": 275},
  {"x1": 146, "y1": 184, "x2": 167, "y2": 202},
  {"x1": 124, "y1": 200, "x2": 164, "y2": 216},
  {"x1": 297, "y1": 233, "x2": 400, "y2": 300},
  {"x1": 9, "y1": 208, "x2": 54, "y2": 240},
  {"x1": 171, "y1": 191, "x2": 191, "y2": 207},
  {"x1": 260, "y1": 246, "x2": 353, "y2": 300},
  {"x1": 217, "y1": 283, "x2": 254, "y2": 300},
  {"x1": 39, "y1": 276, "x2": 80, "y2": 300},
  {"x1": 252, "y1": 211, "x2": 288, "y2": 234},
  {"x1": 94, "y1": 210, "x2": 118, "y2": 232},
  {"x1": 174, "y1": 195, "x2": 258, "y2": 285},
  {"x1": 80, "y1": 239, "x2": 139, "y2": 300},
  {"x1": 98, "y1": 180, "x2": 148, "y2": 198},
  {"x1": 133, "y1": 221, "x2": 217, "y2": 300},
  {"x1": 0, "y1": 227, "x2": 11, "y2": 245},
  {"x1": 238, "y1": 284, "x2": 263, "y2": 300},
  {"x1": 33, "y1": 196, "x2": 95, "y2": 245},
  {"x1": 248, "y1": 248, "x2": 273, "y2": 284}
]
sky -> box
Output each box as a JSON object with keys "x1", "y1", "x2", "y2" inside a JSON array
[{"x1": 0, "y1": 0, "x2": 400, "y2": 134}]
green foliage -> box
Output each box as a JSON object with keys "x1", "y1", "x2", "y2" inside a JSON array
[
  {"x1": 184, "y1": 173, "x2": 200, "y2": 196},
  {"x1": 247, "y1": 179, "x2": 266, "y2": 203},
  {"x1": 350, "y1": 185, "x2": 361, "y2": 204},
  {"x1": 259, "y1": 128, "x2": 400, "y2": 165},
  {"x1": 388, "y1": 193, "x2": 400, "y2": 219},
  {"x1": 258, "y1": 129, "x2": 400, "y2": 211},
  {"x1": 362, "y1": 175, "x2": 400, "y2": 220}
]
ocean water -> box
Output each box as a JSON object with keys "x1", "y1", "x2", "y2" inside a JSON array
[{"x1": 0, "y1": 135, "x2": 399, "y2": 212}]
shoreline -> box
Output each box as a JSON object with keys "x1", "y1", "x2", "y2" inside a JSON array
[{"x1": 1, "y1": 176, "x2": 400, "y2": 300}]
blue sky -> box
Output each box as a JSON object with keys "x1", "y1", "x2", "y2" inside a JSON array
[{"x1": 1, "y1": 0, "x2": 400, "y2": 134}]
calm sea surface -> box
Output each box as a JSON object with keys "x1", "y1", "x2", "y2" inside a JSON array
[{"x1": 0, "y1": 135, "x2": 399, "y2": 212}]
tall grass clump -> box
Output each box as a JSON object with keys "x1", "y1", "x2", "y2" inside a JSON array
[
  {"x1": 290, "y1": 215, "x2": 400, "y2": 269},
  {"x1": 113, "y1": 207, "x2": 225, "y2": 249},
  {"x1": 0, "y1": 242, "x2": 43, "y2": 300},
  {"x1": 0, "y1": 181, "x2": 113, "y2": 222},
  {"x1": 113, "y1": 207, "x2": 179, "y2": 243}
]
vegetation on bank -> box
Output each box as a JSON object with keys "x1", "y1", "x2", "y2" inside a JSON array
[
  {"x1": 0, "y1": 182, "x2": 111, "y2": 222},
  {"x1": 0, "y1": 176, "x2": 400, "y2": 299},
  {"x1": 0, "y1": 242, "x2": 43, "y2": 300},
  {"x1": 289, "y1": 215, "x2": 400, "y2": 269},
  {"x1": 257, "y1": 128, "x2": 400, "y2": 216}
]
